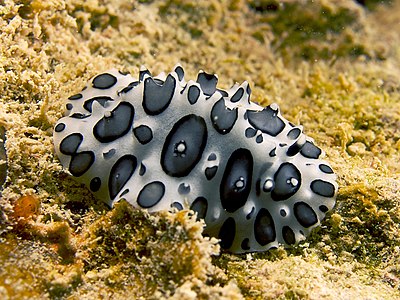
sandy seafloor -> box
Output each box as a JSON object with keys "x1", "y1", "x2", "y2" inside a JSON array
[{"x1": 1, "y1": 0, "x2": 400, "y2": 299}]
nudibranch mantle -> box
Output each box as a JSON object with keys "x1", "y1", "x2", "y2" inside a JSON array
[{"x1": 53, "y1": 65, "x2": 337, "y2": 253}]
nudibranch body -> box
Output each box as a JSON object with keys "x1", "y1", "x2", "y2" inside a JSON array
[{"x1": 53, "y1": 65, "x2": 337, "y2": 253}]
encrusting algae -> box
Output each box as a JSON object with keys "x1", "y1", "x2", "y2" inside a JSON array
[{"x1": 1, "y1": 0, "x2": 400, "y2": 299}]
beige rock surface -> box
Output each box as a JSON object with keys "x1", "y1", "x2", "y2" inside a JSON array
[{"x1": 1, "y1": 0, "x2": 400, "y2": 299}]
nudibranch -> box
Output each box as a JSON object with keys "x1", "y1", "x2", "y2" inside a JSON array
[{"x1": 53, "y1": 65, "x2": 337, "y2": 253}]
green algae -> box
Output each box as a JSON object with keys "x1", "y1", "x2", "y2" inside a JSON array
[
  {"x1": 1, "y1": 0, "x2": 400, "y2": 298},
  {"x1": 251, "y1": 0, "x2": 371, "y2": 60}
]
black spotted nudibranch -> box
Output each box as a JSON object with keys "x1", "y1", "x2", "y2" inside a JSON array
[{"x1": 53, "y1": 65, "x2": 338, "y2": 253}]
